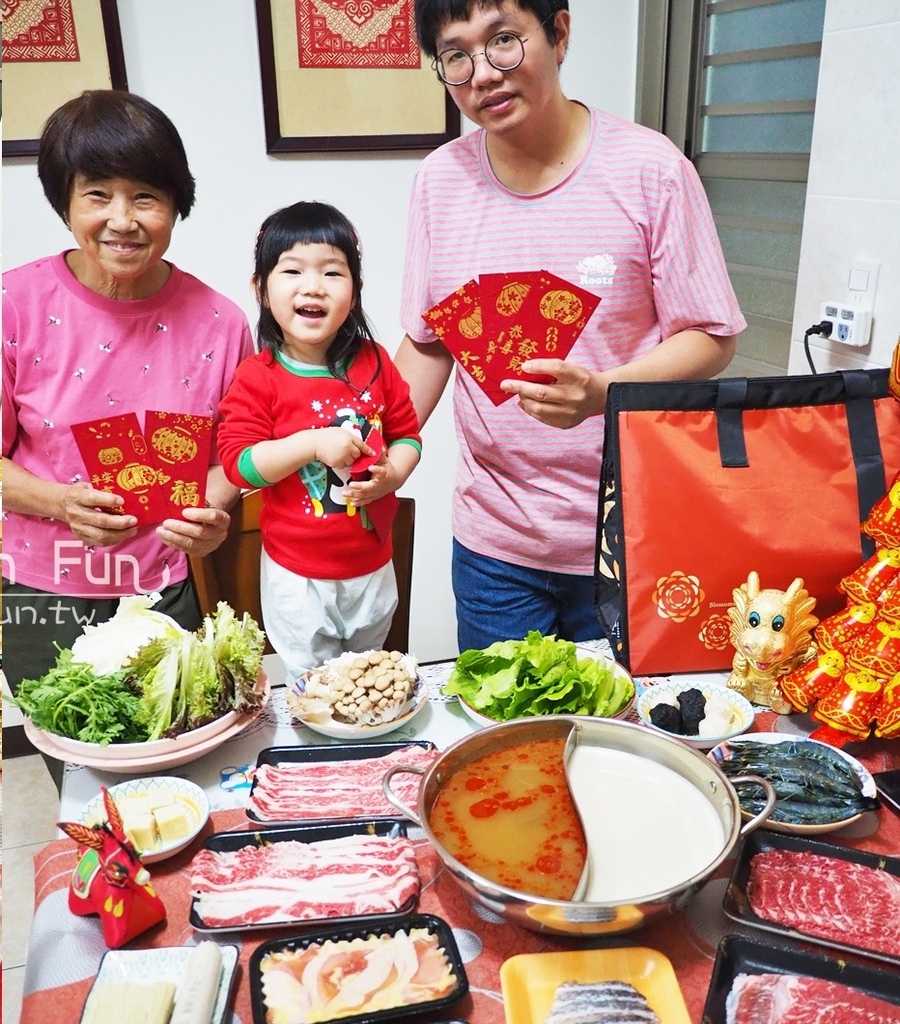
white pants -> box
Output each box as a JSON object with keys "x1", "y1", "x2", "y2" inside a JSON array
[{"x1": 261, "y1": 549, "x2": 398, "y2": 683}]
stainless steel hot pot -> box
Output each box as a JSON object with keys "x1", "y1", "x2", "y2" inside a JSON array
[{"x1": 383, "y1": 715, "x2": 774, "y2": 937}]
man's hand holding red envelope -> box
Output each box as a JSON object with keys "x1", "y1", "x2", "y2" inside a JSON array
[{"x1": 422, "y1": 269, "x2": 602, "y2": 427}]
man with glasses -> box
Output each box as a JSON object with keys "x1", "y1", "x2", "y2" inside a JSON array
[{"x1": 396, "y1": 0, "x2": 745, "y2": 652}]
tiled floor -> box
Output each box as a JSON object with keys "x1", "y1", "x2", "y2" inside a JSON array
[{"x1": 2, "y1": 753, "x2": 61, "y2": 1024}]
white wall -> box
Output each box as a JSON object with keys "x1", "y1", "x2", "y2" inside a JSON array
[
  {"x1": 788, "y1": 0, "x2": 900, "y2": 373},
  {"x1": 2, "y1": 0, "x2": 639, "y2": 662}
]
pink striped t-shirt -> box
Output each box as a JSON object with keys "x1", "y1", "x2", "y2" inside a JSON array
[{"x1": 400, "y1": 107, "x2": 745, "y2": 575}]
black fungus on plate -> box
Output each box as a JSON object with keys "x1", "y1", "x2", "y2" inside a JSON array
[
  {"x1": 677, "y1": 688, "x2": 707, "y2": 734},
  {"x1": 649, "y1": 703, "x2": 683, "y2": 734}
]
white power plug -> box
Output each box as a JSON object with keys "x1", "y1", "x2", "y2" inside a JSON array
[{"x1": 819, "y1": 301, "x2": 872, "y2": 347}]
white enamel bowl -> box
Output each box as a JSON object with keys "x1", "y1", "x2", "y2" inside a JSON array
[
  {"x1": 636, "y1": 681, "x2": 754, "y2": 751},
  {"x1": 288, "y1": 673, "x2": 428, "y2": 740},
  {"x1": 78, "y1": 776, "x2": 210, "y2": 863}
]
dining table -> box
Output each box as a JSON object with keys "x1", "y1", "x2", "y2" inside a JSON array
[{"x1": 18, "y1": 641, "x2": 900, "y2": 1024}]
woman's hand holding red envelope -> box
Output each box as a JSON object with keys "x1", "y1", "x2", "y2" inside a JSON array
[
  {"x1": 500, "y1": 358, "x2": 606, "y2": 429},
  {"x1": 60, "y1": 481, "x2": 140, "y2": 547}
]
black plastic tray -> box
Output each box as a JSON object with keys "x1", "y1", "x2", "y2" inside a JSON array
[
  {"x1": 246, "y1": 741, "x2": 436, "y2": 826},
  {"x1": 701, "y1": 933, "x2": 900, "y2": 1023},
  {"x1": 724, "y1": 828, "x2": 900, "y2": 967},
  {"x1": 248, "y1": 912, "x2": 469, "y2": 1024},
  {"x1": 189, "y1": 819, "x2": 418, "y2": 933}
]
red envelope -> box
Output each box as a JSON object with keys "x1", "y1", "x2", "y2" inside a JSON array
[
  {"x1": 350, "y1": 426, "x2": 386, "y2": 480},
  {"x1": 480, "y1": 270, "x2": 601, "y2": 387},
  {"x1": 364, "y1": 492, "x2": 399, "y2": 547},
  {"x1": 144, "y1": 410, "x2": 213, "y2": 518},
  {"x1": 422, "y1": 280, "x2": 513, "y2": 406},
  {"x1": 71, "y1": 413, "x2": 171, "y2": 525}
]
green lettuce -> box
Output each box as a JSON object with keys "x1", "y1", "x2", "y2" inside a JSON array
[{"x1": 443, "y1": 631, "x2": 633, "y2": 721}]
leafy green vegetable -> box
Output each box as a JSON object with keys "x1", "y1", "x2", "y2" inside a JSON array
[
  {"x1": 10, "y1": 649, "x2": 144, "y2": 744},
  {"x1": 9, "y1": 598, "x2": 267, "y2": 745},
  {"x1": 130, "y1": 635, "x2": 186, "y2": 740},
  {"x1": 443, "y1": 631, "x2": 633, "y2": 721},
  {"x1": 201, "y1": 602, "x2": 267, "y2": 712},
  {"x1": 70, "y1": 594, "x2": 187, "y2": 674}
]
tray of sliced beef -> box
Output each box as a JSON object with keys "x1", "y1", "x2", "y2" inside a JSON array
[
  {"x1": 724, "y1": 829, "x2": 900, "y2": 967},
  {"x1": 702, "y1": 933, "x2": 900, "y2": 1024},
  {"x1": 189, "y1": 819, "x2": 419, "y2": 932},
  {"x1": 246, "y1": 741, "x2": 438, "y2": 825}
]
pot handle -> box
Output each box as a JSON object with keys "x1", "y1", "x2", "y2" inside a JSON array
[
  {"x1": 732, "y1": 773, "x2": 778, "y2": 836},
  {"x1": 382, "y1": 764, "x2": 425, "y2": 826}
]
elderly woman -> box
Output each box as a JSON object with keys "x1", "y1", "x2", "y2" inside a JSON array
[{"x1": 2, "y1": 90, "x2": 254, "y2": 713}]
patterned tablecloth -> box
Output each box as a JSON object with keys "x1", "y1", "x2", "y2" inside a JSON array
[{"x1": 20, "y1": 650, "x2": 900, "y2": 1024}]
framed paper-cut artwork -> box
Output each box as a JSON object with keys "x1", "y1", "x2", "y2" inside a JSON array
[
  {"x1": 255, "y1": 0, "x2": 460, "y2": 153},
  {"x1": 2, "y1": 0, "x2": 128, "y2": 158}
]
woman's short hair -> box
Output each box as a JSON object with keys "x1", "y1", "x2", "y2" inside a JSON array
[
  {"x1": 415, "y1": 0, "x2": 568, "y2": 59},
  {"x1": 37, "y1": 89, "x2": 196, "y2": 222}
]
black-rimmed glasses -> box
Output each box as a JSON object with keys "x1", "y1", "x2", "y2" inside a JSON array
[{"x1": 432, "y1": 13, "x2": 556, "y2": 87}]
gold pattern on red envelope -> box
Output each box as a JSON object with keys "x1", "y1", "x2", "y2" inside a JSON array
[
  {"x1": 71, "y1": 413, "x2": 171, "y2": 525},
  {"x1": 481, "y1": 270, "x2": 601, "y2": 387},
  {"x1": 423, "y1": 271, "x2": 601, "y2": 406},
  {"x1": 421, "y1": 279, "x2": 513, "y2": 405},
  {"x1": 145, "y1": 410, "x2": 213, "y2": 516}
]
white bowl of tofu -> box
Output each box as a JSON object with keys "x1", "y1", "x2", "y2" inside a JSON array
[{"x1": 79, "y1": 776, "x2": 210, "y2": 864}]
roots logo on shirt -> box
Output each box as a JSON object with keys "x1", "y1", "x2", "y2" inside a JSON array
[{"x1": 577, "y1": 254, "x2": 617, "y2": 287}]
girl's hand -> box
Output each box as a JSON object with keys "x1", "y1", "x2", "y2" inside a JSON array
[
  {"x1": 314, "y1": 427, "x2": 373, "y2": 469},
  {"x1": 345, "y1": 454, "x2": 397, "y2": 507},
  {"x1": 60, "y1": 481, "x2": 139, "y2": 546},
  {"x1": 157, "y1": 506, "x2": 231, "y2": 559}
]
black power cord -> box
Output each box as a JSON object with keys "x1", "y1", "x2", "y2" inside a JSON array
[{"x1": 803, "y1": 320, "x2": 833, "y2": 375}]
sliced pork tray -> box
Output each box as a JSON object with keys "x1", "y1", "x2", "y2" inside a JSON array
[
  {"x1": 247, "y1": 742, "x2": 438, "y2": 824},
  {"x1": 189, "y1": 821, "x2": 419, "y2": 931}
]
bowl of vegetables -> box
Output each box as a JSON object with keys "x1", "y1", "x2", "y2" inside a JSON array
[
  {"x1": 443, "y1": 633, "x2": 635, "y2": 725},
  {"x1": 13, "y1": 595, "x2": 269, "y2": 770}
]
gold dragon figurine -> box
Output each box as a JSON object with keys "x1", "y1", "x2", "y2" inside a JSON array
[{"x1": 727, "y1": 571, "x2": 818, "y2": 712}]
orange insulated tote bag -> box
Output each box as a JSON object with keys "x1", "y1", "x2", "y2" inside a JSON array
[{"x1": 595, "y1": 369, "x2": 900, "y2": 675}]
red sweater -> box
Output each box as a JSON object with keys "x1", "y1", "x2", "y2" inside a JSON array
[{"x1": 218, "y1": 343, "x2": 421, "y2": 580}]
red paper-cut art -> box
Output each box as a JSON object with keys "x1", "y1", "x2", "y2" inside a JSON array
[
  {"x1": 295, "y1": 0, "x2": 421, "y2": 69},
  {"x1": 2, "y1": 0, "x2": 80, "y2": 63}
]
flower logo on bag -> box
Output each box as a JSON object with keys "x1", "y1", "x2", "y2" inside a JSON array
[
  {"x1": 699, "y1": 614, "x2": 730, "y2": 650},
  {"x1": 653, "y1": 571, "x2": 705, "y2": 622}
]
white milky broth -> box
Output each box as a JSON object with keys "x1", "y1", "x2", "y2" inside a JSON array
[{"x1": 567, "y1": 745, "x2": 726, "y2": 902}]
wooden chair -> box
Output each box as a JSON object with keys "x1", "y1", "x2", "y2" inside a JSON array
[{"x1": 188, "y1": 490, "x2": 416, "y2": 655}]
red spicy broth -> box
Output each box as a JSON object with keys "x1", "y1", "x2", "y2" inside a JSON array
[{"x1": 429, "y1": 738, "x2": 586, "y2": 900}]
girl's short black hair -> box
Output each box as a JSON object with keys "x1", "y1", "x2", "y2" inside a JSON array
[
  {"x1": 253, "y1": 201, "x2": 380, "y2": 384},
  {"x1": 415, "y1": 0, "x2": 568, "y2": 58},
  {"x1": 38, "y1": 90, "x2": 196, "y2": 222}
]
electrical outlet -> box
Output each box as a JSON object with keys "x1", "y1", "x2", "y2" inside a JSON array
[{"x1": 819, "y1": 301, "x2": 872, "y2": 347}]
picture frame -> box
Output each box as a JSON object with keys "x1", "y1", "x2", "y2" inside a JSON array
[
  {"x1": 254, "y1": 0, "x2": 460, "y2": 154},
  {"x1": 2, "y1": 0, "x2": 128, "y2": 158}
]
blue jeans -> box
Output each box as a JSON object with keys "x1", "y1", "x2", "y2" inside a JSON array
[{"x1": 452, "y1": 539, "x2": 603, "y2": 652}]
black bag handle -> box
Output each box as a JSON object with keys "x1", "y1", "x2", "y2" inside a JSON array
[
  {"x1": 842, "y1": 369, "x2": 886, "y2": 560},
  {"x1": 716, "y1": 378, "x2": 749, "y2": 468}
]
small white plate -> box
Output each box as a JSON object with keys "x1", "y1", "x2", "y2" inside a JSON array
[
  {"x1": 78, "y1": 776, "x2": 210, "y2": 863},
  {"x1": 289, "y1": 674, "x2": 428, "y2": 740},
  {"x1": 636, "y1": 681, "x2": 754, "y2": 750},
  {"x1": 708, "y1": 732, "x2": 877, "y2": 834},
  {"x1": 79, "y1": 944, "x2": 238, "y2": 1024}
]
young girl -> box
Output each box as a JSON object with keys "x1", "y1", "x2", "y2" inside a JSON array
[{"x1": 218, "y1": 201, "x2": 421, "y2": 680}]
